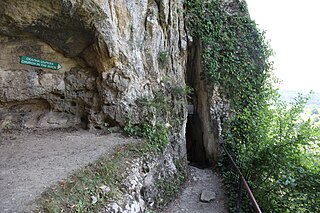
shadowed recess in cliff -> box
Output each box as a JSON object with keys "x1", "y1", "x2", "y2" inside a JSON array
[{"x1": 185, "y1": 38, "x2": 220, "y2": 168}]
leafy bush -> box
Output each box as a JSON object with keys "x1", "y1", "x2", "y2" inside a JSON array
[
  {"x1": 124, "y1": 91, "x2": 172, "y2": 154},
  {"x1": 125, "y1": 119, "x2": 169, "y2": 154},
  {"x1": 227, "y1": 93, "x2": 320, "y2": 212}
]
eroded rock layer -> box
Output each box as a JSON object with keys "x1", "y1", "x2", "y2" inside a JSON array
[{"x1": 0, "y1": 0, "x2": 187, "y2": 133}]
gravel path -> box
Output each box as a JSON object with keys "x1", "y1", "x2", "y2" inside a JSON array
[
  {"x1": 162, "y1": 166, "x2": 229, "y2": 213},
  {"x1": 0, "y1": 129, "x2": 135, "y2": 212}
]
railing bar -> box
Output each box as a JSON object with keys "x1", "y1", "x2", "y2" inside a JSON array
[
  {"x1": 240, "y1": 176, "x2": 262, "y2": 213},
  {"x1": 236, "y1": 176, "x2": 243, "y2": 213},
  {"x1": 220, "y1": 142, "x2": 262, "y2": 213}
]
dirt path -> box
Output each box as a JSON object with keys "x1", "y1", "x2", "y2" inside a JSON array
[
  {"x1": 161, "y1": 166, "x2": 229, "y2": 213},
  {"x1": 0, "y1": 129, "x2": 135, "y2": 212}
]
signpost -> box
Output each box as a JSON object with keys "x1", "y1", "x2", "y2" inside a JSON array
[{"x1": 20, "y1": 56, "x2": 62, "y2": 70}]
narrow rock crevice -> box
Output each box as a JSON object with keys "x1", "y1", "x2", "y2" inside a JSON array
[{"x1": 186, "y1": 38, "x2": 219, "y2": 167}]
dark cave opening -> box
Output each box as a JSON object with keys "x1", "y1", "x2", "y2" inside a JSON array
[
  {"x1": 186, "y1": 105, "x2": 210, "y2": 168},
  {"x1": 185, "y1": 37, "x2": 211, "y2": 168}
]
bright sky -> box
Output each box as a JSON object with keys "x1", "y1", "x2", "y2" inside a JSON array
[{"x1": 246, "y1": 0, "x2": 320, "y2": 92}]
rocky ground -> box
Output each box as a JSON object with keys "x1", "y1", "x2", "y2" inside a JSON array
[
  {"x1": 0, "y1": 129, "x2": 137, "y2": 212},
  {"x1": 161, "y1": 166, "x2": 229, "y2": 213}
]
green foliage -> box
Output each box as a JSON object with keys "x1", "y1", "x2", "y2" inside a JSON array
[
  {"x1": 125, "y1": 120, "x2": 169, "y2": 154},
  {"x1": 171, "y1": 85, "x2": 194, "y2": 98},
  {"x1": 186, "y1": 0, "x2": 274, "y2": 145},
  {"x1": 124, "y1": 92, "x2": 171, "y2": 154},
  {"x1": 126, "y1": 86, "x2": 187, "y2": 153},
  {"x1": 136, "y1": 91, "x2": 170, "y2": 114},
  {"x1": 235, "y1": 93, "x2": 319, "y2": 212},
  {"x1": 123, "y1": 90, "x2": 187, "y2": 207},
  {"x1": 125, "y1": 120, "x2": 168, "y2": 153},
  {"x1": 186, "y1": 0, "x2": 320, "y2": 212},
  {"x1": 158, "y1": 51, "x2": 169, "y2": 67},
  {"x1": 218, "y1": 93, "x2": 320, "y2": 212},
  {"x1": 186, "y1": 0, "x2": 273, "y2": 104}
]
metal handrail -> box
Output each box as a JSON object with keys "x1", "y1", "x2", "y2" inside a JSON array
[{"x1": 220, "y1": 142, "x2": 262, "y2": 213}]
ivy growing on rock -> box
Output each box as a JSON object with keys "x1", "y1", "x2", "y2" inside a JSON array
[{"x1": 185, "y1": 0, "x2": 274, "y2": 149}]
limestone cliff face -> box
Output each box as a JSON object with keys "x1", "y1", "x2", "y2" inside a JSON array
[
  {"x1": 1, "y1": 2, "x2": 188, "y2": 210},
  {"x1": 0, "y1": 0, "x2": 245, "y2": 210},
  {"x1": 0, "y1": 0, "x2": 187, "y2": 138},
  {"x1": 0, "y1": 0, "x2": 237, "y2": 169}
]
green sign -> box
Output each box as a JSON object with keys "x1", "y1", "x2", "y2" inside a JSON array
[{"x1": 20, "y1": 56, "x2": 62, "y2": 70}]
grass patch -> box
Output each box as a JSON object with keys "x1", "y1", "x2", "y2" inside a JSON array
[
  {"x1": 37, "y1": 141, "x2": 153, "y2": 212},
  {"x1": 158, "y1": 51, "x2": 169, "y2": 67}
]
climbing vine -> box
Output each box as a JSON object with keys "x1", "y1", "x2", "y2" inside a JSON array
[{"x1": 185, "y1": 0, "x2": 275, "y2": 148}]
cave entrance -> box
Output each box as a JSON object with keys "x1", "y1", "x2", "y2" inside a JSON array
[
  {"x1": 185, "y1": 38, "x2": 215, "y2": 168},
  {"x1": 186, "y1": 104, "x2": 210, "y2": 168}
]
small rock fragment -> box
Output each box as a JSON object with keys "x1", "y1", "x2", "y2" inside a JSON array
[
  {"x1": 99, "y1": 185, "x2": 111, "y2": 194},
  {"x1": 200, "y1": 190, "x2": 216, "y2": 202},
  {"x1": 91, "y1": 195, "x2": 98, "y2": 204}
]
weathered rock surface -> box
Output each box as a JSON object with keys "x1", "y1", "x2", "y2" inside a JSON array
[
  {"x1": 0, "y1": 0, "x2": 187, "y2": 138},
  {"x1": 200, "y1": 190, "x2": 217, "y2": 203},
  {"x1": 102, "y1": 147, "x2": 183, "y2": 212},
  {"x1": 186, "y1": 38, "x2": 229, "y2": 165}
]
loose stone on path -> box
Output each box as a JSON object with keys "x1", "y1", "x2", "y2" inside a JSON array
[
  {"x1": 161, "y1": 166, "x2": 228, "y2": 213},
  {"x1": 200, "y1": 190, "x2": 216, "y2": 203}
]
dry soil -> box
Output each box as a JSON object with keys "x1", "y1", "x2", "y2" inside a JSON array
[{"x1": 0, "y1": 129, "x2": 134, "y2": 212}]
